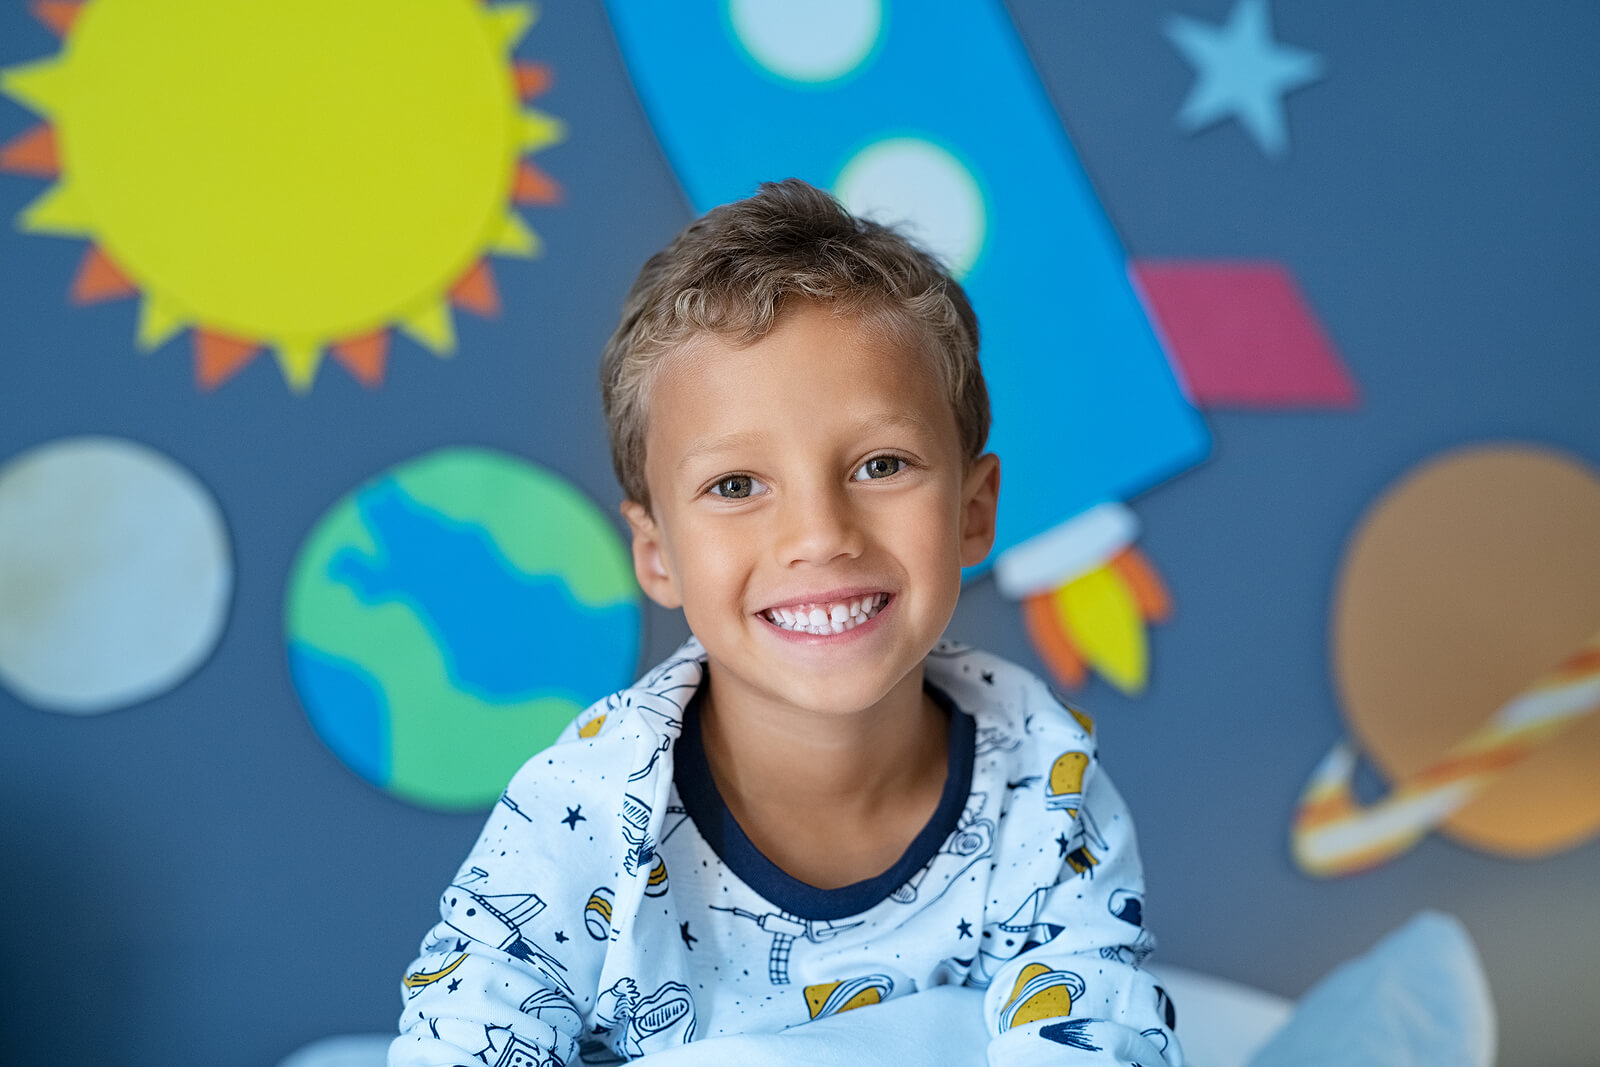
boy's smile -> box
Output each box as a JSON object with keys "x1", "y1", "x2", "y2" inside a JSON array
[{"x1": 622, "y1": 301, "x2": 999, "y2": 724}]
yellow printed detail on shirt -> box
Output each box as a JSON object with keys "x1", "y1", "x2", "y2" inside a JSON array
[
  {"x1": 1046, "y1": 751, "x2": 1090, "y2": 814},
  {"x1": 403, "y1": 951, "x2": 467, "y2": 990},
  {"x1": 1069, "y1": 707, "x2": 1095, "y2": 735},
  {"x1": 804, "y1": 974, "x2": 894, "y2": 1019},
  {"x1": 999, "y1": 962, "x2": 1086, "y2": 1030},
  {"x1": 584, "y1": 887, "x2": 614, "y2": 939},
  {"x1": 645, "y1": 855, "x2": 669, "y2": 896}
]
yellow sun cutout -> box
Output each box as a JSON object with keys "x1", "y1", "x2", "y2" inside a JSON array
[{"x1": 1, "y1": 0, "x2": 564, "y2": 391}]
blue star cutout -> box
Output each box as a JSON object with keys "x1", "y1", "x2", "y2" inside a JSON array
[
  {"x1": 1056, "y1": 832, "x2": 1072, "y2": 858},
  {"x1": 1164, "y1": 0, "x2": 1324, "y2": 158},
  {"x1": 561, "y1": 805, "x2": 586, "y2": 830},
  {"x1": 446, "y1": 977, "x2": 461, "y2": 993},
  {"x1": 957, "y1": 919, "x2": 973, "y2": 939},
  {"x1": 554, "y1": 930, "x2": 569, "y2": 943}
]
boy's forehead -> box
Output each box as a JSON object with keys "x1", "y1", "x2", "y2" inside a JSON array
[
  {"x1": 659, "y1": 302, "x2": 937, "y2": 389},
  {"x1": 662, "y1": 342, "x2": 934, "y2": 435},
  {"x1": 633, "y1": 309, "x2": 971, "y2": 512}
]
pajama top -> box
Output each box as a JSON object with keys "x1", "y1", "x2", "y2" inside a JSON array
[{"x1": 391, "y1": 638, "x2": 1184, "y2": 1066}]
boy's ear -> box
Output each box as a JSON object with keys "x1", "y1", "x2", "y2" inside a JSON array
[
  {"x1": 958, "y1": 453, "x2": 1001, "y2": 568},
  {"x1": 620, "y1": 500, "x2": 683, "y2": 609}
]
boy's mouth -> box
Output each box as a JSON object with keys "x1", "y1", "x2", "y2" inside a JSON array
[{"x1": 760, "y1": 593, "x2": 890, "y2": 636}]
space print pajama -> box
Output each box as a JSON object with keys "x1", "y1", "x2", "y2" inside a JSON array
[{"x1": 391, "y1": 638, "x2": 1183, "y2": 1066}]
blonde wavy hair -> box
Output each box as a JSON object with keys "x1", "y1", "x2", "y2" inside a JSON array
[{"x1": 600, "y1": 178, "x2": 989, "y2": 509}]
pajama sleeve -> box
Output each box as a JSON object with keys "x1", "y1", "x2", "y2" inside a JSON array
[
  {"x1": 981, "y1": 739, "x2": 1183, "y2": 1066},
  {"x1": 389, "y1": 713, "x2": 671, "y2": 1067}
]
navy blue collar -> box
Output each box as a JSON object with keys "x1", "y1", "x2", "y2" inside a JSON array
[{"x1": 673, "y1": 681, "x2": 976, "y2": 921}]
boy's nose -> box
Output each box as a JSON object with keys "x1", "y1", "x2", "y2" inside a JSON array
[{"x1": 774, "y1": 483, "x2": 864, "y2": 566}]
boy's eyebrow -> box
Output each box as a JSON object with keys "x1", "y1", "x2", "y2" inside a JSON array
[
  {"x1": 676, "y1": 430, "x2": 766, "y2": 471},
  {"x1": 675, "y1": 412, "x2": 935, "y2": 472}
]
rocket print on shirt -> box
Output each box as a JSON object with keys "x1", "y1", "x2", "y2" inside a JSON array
[
  {"x1": 710, "y1": 905, "x2": 866, "y2": 986},
  {"x1": 428, "y1": 866, "x2": 571, "y2": 996},
  {"x1": 394, "y1": 638, "x2": 1180, "y2": 1065}
]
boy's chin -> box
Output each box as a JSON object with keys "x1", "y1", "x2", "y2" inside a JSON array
[{"x1": 715, "y1": 659, "x2": 926, "y2": 719}]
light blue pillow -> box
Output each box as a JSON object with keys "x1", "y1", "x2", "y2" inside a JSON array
[{"x1": 1247, "y1": 910, "x2": 1495, "y2": 1067}]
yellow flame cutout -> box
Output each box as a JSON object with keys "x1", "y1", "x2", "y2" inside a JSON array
[{"x1": 1022, "y1": 546, "x2": 1173, "y2": 694}]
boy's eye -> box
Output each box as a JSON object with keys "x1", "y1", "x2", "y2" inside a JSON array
[
  {"x1": 853, "y1": 455, "x2": 906, "y2": 481},
  {"x1": 709, "y1": 474, "x2": 764, "y2": 499}
]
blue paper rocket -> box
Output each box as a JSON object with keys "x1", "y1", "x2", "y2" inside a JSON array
[{"x1": 604, "y1": 0, "x2": 1214, "y2": 692}]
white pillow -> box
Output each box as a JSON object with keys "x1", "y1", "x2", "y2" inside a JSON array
[{"x1": 1246, "y1": 910, "x2": 1495, "y2": 1067}]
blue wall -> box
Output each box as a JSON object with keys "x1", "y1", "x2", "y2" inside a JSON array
[{"x1": 2, "y1": 3, "x2": 1596, "y2": 1064}]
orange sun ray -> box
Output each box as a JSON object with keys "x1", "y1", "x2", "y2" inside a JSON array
[
  {"x1": 449, "y1": 260, "x2": 500, "y2": 316},
  {"x1": 30, "y1": 0, "x2": 84, "y2": 36},
  {"x1": 330, "y1": 330, "x2": 390, "y2": 387},
  {"x1": 0, "y1": 124, "x2": 59, "y2": 177},
  {"x1": 513, "y1": 160, "x2": 562, "y2": 205},
  {"x1": 513, "y1": 61, "x2": 553, "y2": 100},
  {"x1": 5, "y1": 0, "x2": 562, "y2": 392},
  {"x1": 72, "y1": 245, "x2": 137, "y2": 304},
  {"x1": 194, "y1": 330, "x2": 262, "y2": 389},
  {"x1": 1022, "y1": 590, "x2": 1088, "y2": 688}
]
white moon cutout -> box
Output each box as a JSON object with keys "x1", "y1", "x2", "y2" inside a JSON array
[
  {"x1": 834, "y1": 137, "x2": 989, "y2": 279},
  {"x1": 728, "y1": 0, "x2": 885, "y2": 83},
  {"x1": 0, "y1": 436, "x2": 232, "y2": 714}
]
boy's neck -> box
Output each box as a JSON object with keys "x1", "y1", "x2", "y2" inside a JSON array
[{"x1": 696, "y1": 660, "x2": 951, "y2": 890}]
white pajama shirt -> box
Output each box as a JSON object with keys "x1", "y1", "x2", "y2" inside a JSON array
[{"x1": 391, "y1": 639, "x2": 1183, "y2": 1066}]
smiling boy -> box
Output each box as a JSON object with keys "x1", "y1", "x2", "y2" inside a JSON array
[{"x1": 392, "y1": 180, "x2": 1182, "y2": 1066}]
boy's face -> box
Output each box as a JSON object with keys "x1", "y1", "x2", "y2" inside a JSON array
[{"x1": 621, "y1": 301, "x2": 1000, "y2": 721}]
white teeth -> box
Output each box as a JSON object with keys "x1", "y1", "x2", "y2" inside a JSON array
[{"x1": 763, "y1": 594, "x2": 888, "y2": 635}]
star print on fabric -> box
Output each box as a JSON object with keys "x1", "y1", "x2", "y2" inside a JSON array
[
  {"x1": 1057, "y1": 832, "x2": 1072, "y2": 858},
  {"x1": 447, "y1": 977, "x2": 461, "y2": 993},
  {"x1": 455, "y1": 939, "x2": 468, "y2": 952},
  {"x1": 561, "y1": 805, "x2": 586, "y2": 830},
  {"x1": 981, "y1": 671, "x2": 995, "y2": 685},
  {"x1": 958, "y1": 919, "x2": 973, "y2": 939},
  {"x1": 554, "y1": 930, "x2": 569, "y2": 943},
  {"x1": 681, "y1": 921, "x2": 698, "y2": 950},
  {"x1": 1164, "y1": 0, "x2": 1324, "y2": 158}
]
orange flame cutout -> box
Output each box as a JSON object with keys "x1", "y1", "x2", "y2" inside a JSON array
[{"x1": 1021, "y1": 546, "x2": 1172, "y2": 695}]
